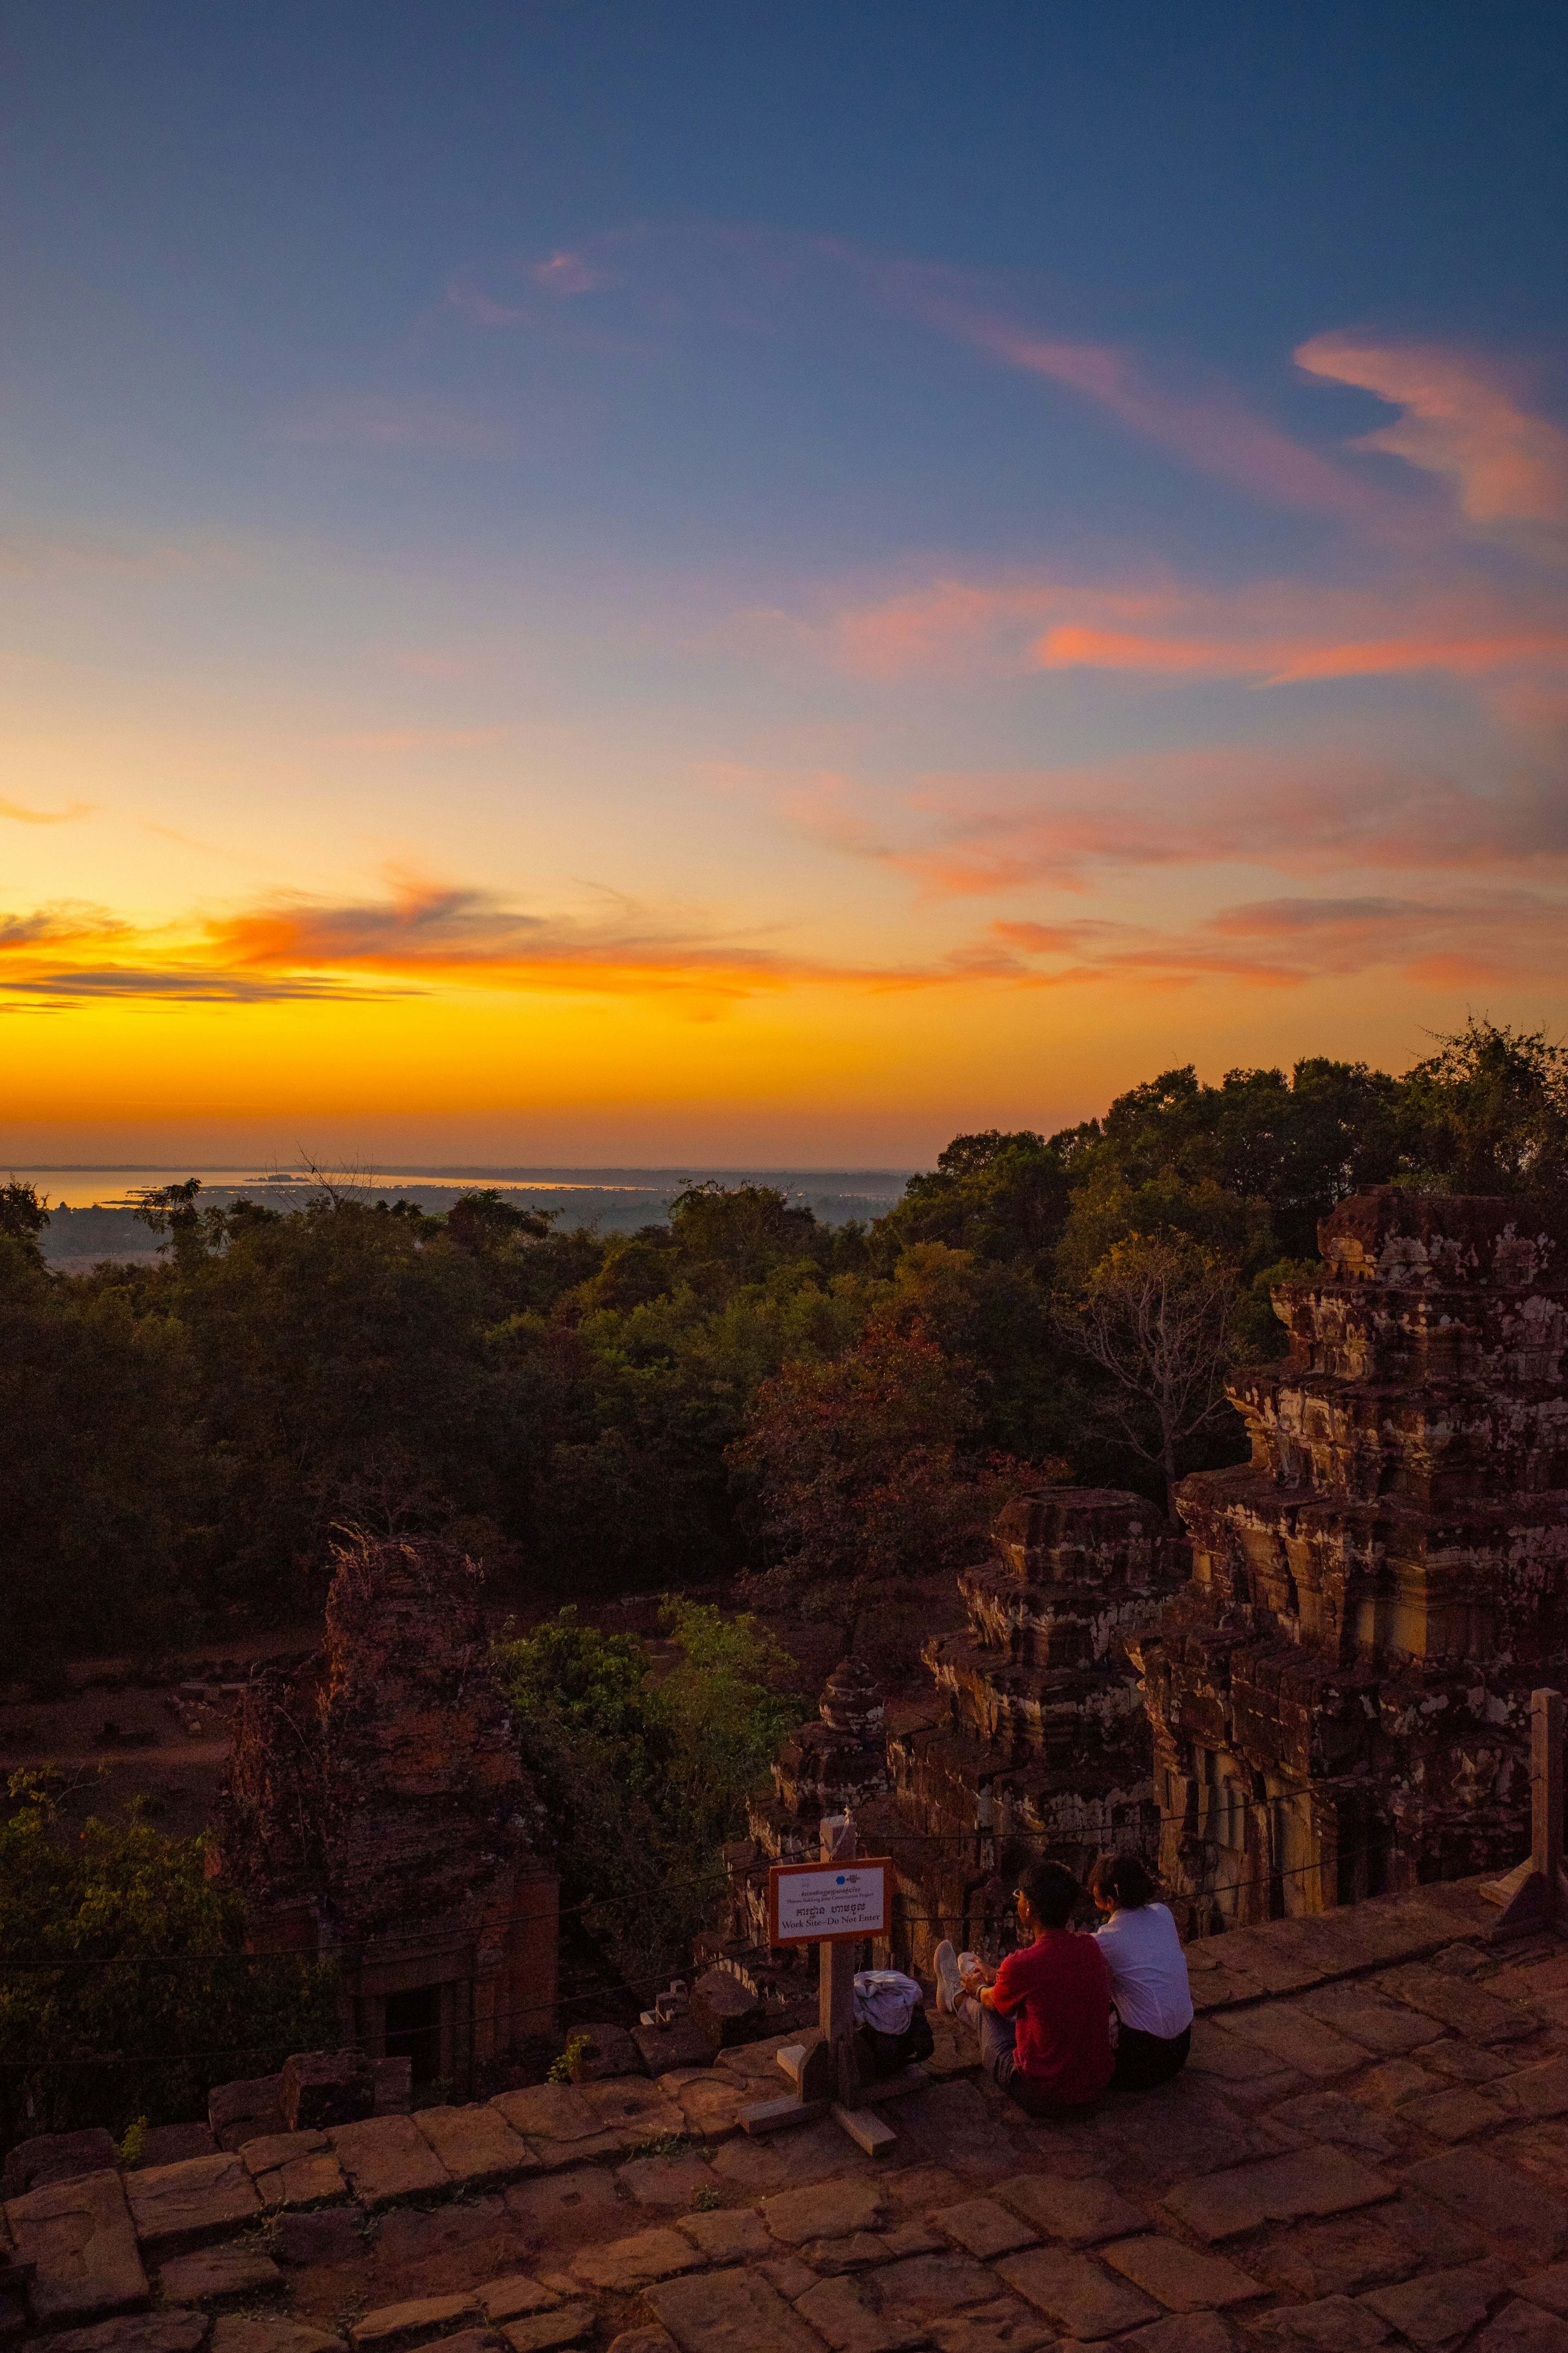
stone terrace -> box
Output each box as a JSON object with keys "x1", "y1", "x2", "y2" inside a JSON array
[{"x1": 11, "y1": 1879, "x2": 1568, "y2": 2353}]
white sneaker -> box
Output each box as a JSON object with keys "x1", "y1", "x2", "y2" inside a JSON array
[{"x1": 933, "y1": 1941, "x2": 963, "y2": 2015}]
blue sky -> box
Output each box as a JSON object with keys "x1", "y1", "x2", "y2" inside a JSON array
[{"x1": 2, "y1": 3, "x2": 1566, "y2": 1162}]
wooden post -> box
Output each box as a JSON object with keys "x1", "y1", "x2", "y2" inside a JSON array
[
  {"x1": 1481, "y1": 1687, "x2": 1568, "y2": 1936},
  {"x1": 820, "y1": 1811, "x2": 863, "y2": 2101}
]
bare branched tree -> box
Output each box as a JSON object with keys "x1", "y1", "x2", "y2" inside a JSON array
[{"x1": 1060, "y1": 1231, "x2": 1241, "y2": 1519}]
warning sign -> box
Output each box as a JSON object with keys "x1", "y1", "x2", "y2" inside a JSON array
[{"x1": 768, "y1": 1857, "x2": 891, "y2": 1946}]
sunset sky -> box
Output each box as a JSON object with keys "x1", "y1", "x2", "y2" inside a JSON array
[{"x1": 3, "y1": 3, "x2": 1566, "y2": 1165}]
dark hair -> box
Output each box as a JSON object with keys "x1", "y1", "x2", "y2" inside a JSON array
[
  {"x1": 1016, "y1": 1859, "x2": 1081, "y2": 1930},
  {"x1": 1089, "y1": 1852, "x2": 1159, "y2": 1910}
]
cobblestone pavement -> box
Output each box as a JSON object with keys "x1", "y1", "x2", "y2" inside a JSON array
[{"x1": 10, "y1": 1878, "x2": 1568, "y2": 2352}]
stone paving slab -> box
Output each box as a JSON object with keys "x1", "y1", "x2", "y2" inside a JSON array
[
  {"x1": 935, "y1": 2199, "x2": 1039, "y2": 2260},
  {"x1": 570, "y1": 2228, "x2": 705, "y2": 2292},
  {"x1": 647, "y1": 2264, "x2": 826, "y2": 2353},
  {"x1": 924, "y1": 2297, "x2": 1051, "y2": 2353},
  {"x1": 1219, "y1": 2001, "x2": 1373, "y2": 2079},
  {"x1": 1473, "y1": 2304, "x2": 1568, "y2": 2351},
  {"x1": 1402, "y1": 2147, "x2": 1568, "y2": 2265},
  {"x1": 993, "y1": 2244, "x2": 1161, "y2": 2339},
  {"x1": 159, "y1": 2245, "x2": 286, "y2": 2305},
  {"x1": 674, "y1": 2211, "x2": 771, "y2": 2265},
  {"x1": 1255, "y1": 2295, "x2": 1391, "y2": 2345},
  {"x1": 1361, "y1": 2255, "x2": 1512, "y2": 2345},
  {"x1": 212, "y1": 2321, "x2": 347, "y2": 2353},
  {"x1": 1376, "y1": 1962, "x2": 1538, "y2": 2043},
  {"x1": 347, "y1": 2291, "x2": 480, "y2": 2351},
  {"x1": 997, "y1": 2172, "x2": 1148, "y2": 2246},
  {"x1": 327, "y1": 2120, "x2": 451, "y2": 2212},
  {"x1": 4, "y1": 2167, "x2": 150, "y2": 2326},
  {"x1": 45, "y1": 2320, "x2": 209, "y2": 2353},
  {"x1": 251, "y1": 2155, "x2": 350, "y2": 2212},
  {"x1": 474, "y1": 2278, "x2": 561, "y2": 2325},
  {"x1": 792, "y1": 2274, "x2": 927, "y2": 2353},
  {"x1": 241, "y1": 2135, "x2": 330, "y2": 2179},
  {"x1": 411, "y1": 2106, "x2": 537, "y2": 2191},
  {"x1": 1099, "y1": 2234, "x2": 1263, "y2": 2311},
  {"x1": 1163, "y1": 2148, "x2": 1396, "y2": 2241},
  {"x1": 124, "y1": 2155, "x2": 260, "y2": 2259},
  {"x1": 489, "y1": 2082, "x2": 684, "y2": 2169},
  {"x1": 759, "y1": 2179, "x2": 887, "y2": 2246},
  {"x1": 499, "y1": 2306, "x2": 594, "y2": 2352}
]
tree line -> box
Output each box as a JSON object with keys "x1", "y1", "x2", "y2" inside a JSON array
[{"x1": 3, "y1": 1016, "x2": 1565, "y2": 1677}]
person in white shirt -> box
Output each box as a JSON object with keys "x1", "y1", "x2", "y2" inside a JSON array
[{"x1": 1089, "y1": 1852, "x2": 1194, "y2": 2090}]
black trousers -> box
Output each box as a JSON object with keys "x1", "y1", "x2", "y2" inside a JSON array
[{"x1": 1112, "y1": 2021, "x2": 1191, "y2": 2091}]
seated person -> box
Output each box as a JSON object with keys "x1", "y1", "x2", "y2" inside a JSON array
[
  {"x1": 933, "y1": 1860, "x2": 1113, "y2": 2118},
  {"x1": 1089, "y1": 1851, "x2": 1194, "y2": 2090}
]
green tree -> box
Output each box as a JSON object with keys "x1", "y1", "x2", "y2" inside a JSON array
[
  {"x1": 1402, "y1": 1017, "x2": 1568, "y2": 1201},
  {"x1": 731, "y1": 1314, "x2": 1033, "y2": 1648},
  {"x1": 0, "y1": 1180, "x2": 50, "y2": 1268},
  {"x1": 0, "y1": 1773, "x2": 339, "y2": 2150},
  {"x1": 492, "y1": 1604, "x2": 804, "y2": 1984}
]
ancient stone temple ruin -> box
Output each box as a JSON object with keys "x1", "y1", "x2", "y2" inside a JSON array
[
  {"x1": 210, "y1": 1535, "x2": 558, "y2": 2094},
  {"x1": 1134, "y1": 1189, "x2": 1568, "y2": 1932},
  {"x1": 710, "y1": 1496, "x2": 1187, "y2": 1983},
  {"x1": 876, "y1": 1490, "x2": 1188, "y2": 1973}
]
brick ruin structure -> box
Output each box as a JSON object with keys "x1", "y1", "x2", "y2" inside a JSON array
[
  {"x1": 209, "y1": 1535, "x2": 558, "y2": 2095},
  {"x1": 1133, "y1": 1188, "x2": 1568, "y2": 1932}
]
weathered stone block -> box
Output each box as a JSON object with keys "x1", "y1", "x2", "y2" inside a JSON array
[
  {"x1": 673, "y1": 2210, "x2": 771, "y2": 2262},
  {"x1": 760, "y1": 2176, "x2": 887, "y2": 2244},
  {"x1": 45, "y1": 2318, "x2": 207, "y2": 2353},
  {"x1": 793, "y1": 2274, "x2": 927, "y2": 2353},
  {"x1": 327, "y1": 2118, "x2": 450, "y2": 2211},
  {"x1": 211, "y1": 2320, "x2": 346, "y2": 2353},
  {"x1": 251, "y1": 2156, "x2": 349, "y2": 2212},
  {"x1": 998, "y1": 2173, "x2": 1147, "y2": 2246},
  {"x1": 924, "y1": 2299, "x2": 1053, "y2": 2353},
  {"x1": 993, "y1": 2246, "x2": 1162, "y2": 2340},
  {"x1": 4, "y1": 2168, "x2": 150, "y2": 2326},
  {"x1": 2, "y1": 2130, "x2": 119, "y2": 2197},
  {"x1": 1100, "y1": 2235, "x2": 1262, "y2": 2311},
  {"x1": 935, "y1": 2198, "x2": 1039, "y2": 2260},
  {"x1": 474, "y1": 2281, "x2": 560, "y2": 2325},
  {"x1": 207, "y1": 2079, "x2": 286, "y2": 2153},
  {"x1": 1162, "y1": 2150, "x2": 1395, "y2": 2243},
  {"x1": 1362, "y1": 2258, "x2": 1511, "y2": 2347},
  {"x1": 158, "y1": 2244, "x2": 285, "y2": 2306},
  {"x1": 647, "y1": 2266, "x2": 826, "y2": 2353},
  {"x1": 412, "y1": 2105, "x2": 537, "y2": 2189},
  {"x1": 347, "y1": 2291, "x2": 479, "y2": 2350},
  {"x1": 241, "y1": 2133, "x2": 328, "y2": 2181},
  {"x1": 282, "y1": 2053, "x2": 376, "y2": 2135},
  {"x1": 688, "y1": 1969, "x2": 768, "y2": 2052},
  {"x1": 124, "y1": 2155, "x2": 259, "y2": 2259},
  {"x1": 1402, "y1": 2150, "x2": 1568, "y2": 2264},
  {"x1": 499, "y1": 2309, "x2": 594, "y2": 2353},
  {"x1": 571, "y1": 2228, "x2": 703, "y2": 2291}
]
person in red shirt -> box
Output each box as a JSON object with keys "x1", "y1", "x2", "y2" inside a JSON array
[{"x1": 934, "y1": 1859, "x2": 1113, "y2": 2118}]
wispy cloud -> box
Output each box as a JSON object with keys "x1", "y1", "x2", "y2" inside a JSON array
[
  {"x1": 0, "y1": 796, "x2": 91, "y2": 825},
  {"x1": 0, "y1": 872, "x2": 935, "y2": 1008},
  {"x1": 1296, "y1": 336, "x2": 1568, "y2": 530},
  {"x1": 985, "y1": 887, "x2": 1568, "y2": 993},
  {"x1": 778, "y1": 740, "x2": 1568, "y2": 895},
  {"x1": 269, "y1": 396, "x2": 510, "y2": 456}
]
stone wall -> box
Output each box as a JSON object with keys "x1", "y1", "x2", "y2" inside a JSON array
[{"x1": 1134, "y1": 1188, "x2": 1568, "y2": 1932}]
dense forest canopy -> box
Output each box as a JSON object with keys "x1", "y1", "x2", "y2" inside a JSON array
[{"x1": 4, "y1": 1018, "x2": 1565, "y2": 1673}]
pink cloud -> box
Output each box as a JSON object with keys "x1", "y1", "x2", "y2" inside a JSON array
[
  {"x1": 909, "y1": 297, "x2": 1387, "y2": 523},
  {"x1": 529, "y1": 251, "x2": 606, "y2": 294},
  {"x1": 782, "y1": 741, "x2": 1568, "y2": 897},
  {"x1": 1296, "y1": 335, "x2": 1568, "y2": 528},
  {"x1": 983, "y1": 887, "x2": 1568, "y2": 993}
]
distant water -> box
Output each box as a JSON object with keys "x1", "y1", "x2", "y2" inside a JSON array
[
  {"x1": 18, "y1": 1164, "x2": 911, "y2": 1211},
  {"x1": 20, "y1": 1164, "x2": 914, "y2": 1259}
]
